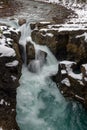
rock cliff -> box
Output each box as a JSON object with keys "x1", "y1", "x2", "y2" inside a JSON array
[{"x1": 0, "y1": 24, "x2": 22, "y2": 130}]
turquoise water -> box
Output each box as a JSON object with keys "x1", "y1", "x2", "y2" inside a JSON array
[
  {"x1": 16, "y1": 46, "x2": 87, "y2": 130},
  {"x1": 16, "y1": 66, "x2": 87, "y2": 130}
]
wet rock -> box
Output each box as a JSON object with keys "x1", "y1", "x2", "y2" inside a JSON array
[
  {"x1": 18, "y1": 18, "x2": 26, "y2": 26},
  {"x1": 28, "y1": 50, "x2": 47, "y2": 73},
  {"x1": 28, "y1": 59, "x2": 41, "y2": 73},
  {"x1": 31, "y1": 29, "x2": 57, "y2": 55},
  {"x1": 36, "y1": 50, "x2": 47, "y2": 66},
  {"x1": 26, "y1": 41, "x2": 35, "y2": 65},
  {"x1": 19, "y1": 44, "x2": 25, "y2": 63},
  {"x1": 30, "y1": 23, "x2": 36, "y2": 30}
]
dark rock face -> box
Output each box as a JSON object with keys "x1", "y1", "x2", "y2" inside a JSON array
[
  {"x1": 0, "y1": 25, "x2": 22, "y2": 129},
  {"x1": 30, "y1": 22, "x2": 87, "y2": 107},
  {"x1": 31, "y1": 22, "x2": 87, "y2": 63}
]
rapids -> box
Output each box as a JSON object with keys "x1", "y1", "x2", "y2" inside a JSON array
[{"x1": 16, "y1": 21, "x2": 87, "y2": 130}]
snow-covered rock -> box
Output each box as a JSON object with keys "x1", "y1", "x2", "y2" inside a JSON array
[{"x1": 0, "y1": 24, "x2": 22, "y2": 130}]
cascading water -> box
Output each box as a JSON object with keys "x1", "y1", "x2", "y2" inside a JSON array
[
  {"x1": 0, "y1": 0, "x2": 87, "y2": 130},
  {"x1": 16, "y1": 23, "x2": 87, "y2": 130}
]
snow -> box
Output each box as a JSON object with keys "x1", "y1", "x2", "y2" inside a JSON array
[
  {"x1": 11, "y1": 75, "x2": 17, "y2": 81},
  {"x1": 3, "y1": 30, "x2": 11, "y2": 35},
  {"x1": 75, "y1": 95, "x2": 84, "y2": 101},
  {"x1": 78, "y1": 80, "x2": 84, "y2": 86},
  {"x1": 40, "y1": 28, "x2": 48, "y2": 32},
  {"x1": 0, "y1": 26, "x2": 8, "y2": 31},
  {"x1": 0, "y1": 45, "x2": 16, "y2": 57},
  {"x1": 0, "y1": 36, "x2": 6, "y2": 45},
  {"x1": 61, "y1": 78, "x2": 71, "y2": 87},
  {"x1": 37, "y1": 0, "x2": 87, "y2": 32},
  {"x1": 41, "y1": 32, "x2": 54, "y2": 37},
  {"x1": 69, "y1": 72, "x2": 82, "y2": 80},
  {"x1": 46, "y1": 33, "x2": 54, "y2": 37},
  {"x1": 60, "y1": 60, "x2": 76, "y2": 65},
  {"x1": 82, "y1": 64, "x2": 87, "y2": 74},
  {"x1": 6, "y1": 60, "x2": 19, "y2": 67},
  {"x1": 84, "y1": 77, "x2": 87, "y2": 81},
  {"x1": 0, "y1": 99, "x2": 10, "y2": 106},
  {"x1": 60, "y1": 60, "x2": 76, "y2": 72},
  {"x1": 40, "y1": 22, "x2": 51, "y2": 24},
  {"x1": 61, "y1": 70, "x2": 66, "y2": 74},
  {"x1": 76, "y1": 32, "x2": 87, "y2": 42},
  {"x1": 82, "y1": 64, "x2": 87, "y2": 70},
  {"x1": 60, "y1": 60, "x2": 83, "y2": 82},
  {"x1": 0, "y1": 99, "x2": 4, "y2": 105}
]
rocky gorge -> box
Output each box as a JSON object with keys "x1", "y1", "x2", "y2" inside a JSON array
[
  {"x1": 29, "y1": 22, "x2": 87, "y2": 108},
  {"x1": 0, "y1": 0, "x2": 87, "y2": 130}
]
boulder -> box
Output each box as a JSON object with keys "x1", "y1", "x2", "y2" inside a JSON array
[
  {"x1": 26, "y1": 41, "x2": 35, "y2": 65},
  {"x1": 18, "y1": 18, "x2": 26, "y2": 26}
]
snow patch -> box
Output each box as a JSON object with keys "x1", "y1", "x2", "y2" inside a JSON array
[
  {"x1": 69, "y1": 72, "x2": 82, "y2": 80},
  {"x1": 0, "y1": 45, "x2": 16, "y2": 57},
  {"x1": 61, "y1": 78, "x2": 71, "y2": 87},
  {"x1": 61, "y1": 70, "x2": 66, "y2": 74},
  {"x1": 0, "y1": 99, "x2": 4, "y2": 105},
  {"x1": 76, "y1": 32, "x2": 87, "y2": 42},
  {"x1": 0, "y1": 127, "x2": 3, "y2": 130},
  {"x1": 6, "y1": 60, "x2": 19, "y2": 67},
  {"x1": 40, "y1": 21, "x2": 51, "y2": 24},
  {"x1": 60, "y1": 60, "x2": 76, "y2": 72}
]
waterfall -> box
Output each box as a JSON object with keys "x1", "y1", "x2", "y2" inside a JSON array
[
  {"x1": 19, "y1": 22, "x2": 31, "y2": 64},
  {"x1": 16, "y1": 23, "x2": 87, "y2": 130},
  {"x1": 0, "y1": 0, "x2": 87, "y2": 130}
]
